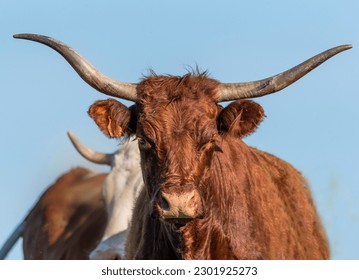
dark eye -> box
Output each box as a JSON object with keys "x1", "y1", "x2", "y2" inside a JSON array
[
  {"x1": 137, "y1": 137, "x2": 151, "y2": 150},
  {"x1": 198, "y1": 134, "x2": 217, "y2": 152},
  {"x1": 199, "y1": 140, "x2": 213, "y2": 152}
]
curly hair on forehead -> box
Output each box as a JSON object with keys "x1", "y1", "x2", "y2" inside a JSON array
[
  {"x1": 143, "y1": 66, "x2": 209, "y2": 79},
  {"x1": 137, "y1": 70, "x2": 220, "y2": 103}
]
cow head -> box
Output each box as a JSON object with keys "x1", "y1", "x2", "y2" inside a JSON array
[
  {"x1": 14, "y1": 34, "x2": 351, "y2": 225},
  {"x1": 88, "y1": 76, "x2": 266, "y2": 222}
]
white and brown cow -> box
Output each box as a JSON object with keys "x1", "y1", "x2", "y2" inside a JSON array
[
  {"x1": 67, "y1": 132, "x2": 142, "y2": 259},
  {"x1": 0, "y1": 133, "x2": 142, "y2": 260}
]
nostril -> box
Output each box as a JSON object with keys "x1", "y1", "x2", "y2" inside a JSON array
[
  {"x1": 159, "y1": 193, "x2": 170, "y2": 210},
  {"x1": 187, "y1": 192, "x2": 195, "y2": 203}
]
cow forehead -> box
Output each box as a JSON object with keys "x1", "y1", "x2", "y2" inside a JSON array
[
  {"x1": 136, "y1": 74, "x2": 221, "y2": 136},
  {"x1": 137, "y1": 74, "x2": 221, "y2": 103},
  {"x1": 137, "y1": 101, "x2": 219, "y2": 146}
]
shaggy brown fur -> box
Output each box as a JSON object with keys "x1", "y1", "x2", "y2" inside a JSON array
[
  {"x1": 23, "y1": 167, "x2": 108, "y2": 259},
  {"x1": 89, "y1": 73, "x2": 329, "y2": 259}
]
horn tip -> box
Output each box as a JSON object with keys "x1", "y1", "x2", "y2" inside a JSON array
[
  {"x1": 67, "y1": 130, "x2": 77, "y2": 141},
  {"x1": 340, "y1": 44, "x2": 353, "y2": 49},
  {"x1": 13, "y1": 33, "x2": 32, "y2": 39},
  {"x1": 13, "y1": 33, "x2": 49, "y2": 42},
  {"x1": 67, "y1": 131, "x2": 80, "y2": 146},
  {"x1": 334, "y1": 44, "x2": 353, "y2": 55},
  {"x1": 337, "y1": 44, "x2": 353, "y2": 51}
]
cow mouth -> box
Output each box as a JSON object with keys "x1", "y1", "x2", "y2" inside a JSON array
[
  {"x1": 151, "y1": 209, "x2": 197, "y2": 226},
  {"x1": 162, "y1": 218, "x2": 194, "y2": 226}
]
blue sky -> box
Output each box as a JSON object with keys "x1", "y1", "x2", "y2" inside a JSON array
[{"x1": 0, "y1": 0, "x2": 358, "y2": 259}]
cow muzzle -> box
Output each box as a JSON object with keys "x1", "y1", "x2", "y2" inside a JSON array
[{"x1": 156, "y1": 189, "x2": 204, "y2": 222}]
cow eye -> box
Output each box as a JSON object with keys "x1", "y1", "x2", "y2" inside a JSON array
[
  {"x1": 198, "y1": 132, "x2": 217, "y2": 151},
  {"x1": 138, "y1": 137, "x2": 151, "y2": 149},
  {"x1": 138, "y1": 138, "x2": 146, "y2": 146}
]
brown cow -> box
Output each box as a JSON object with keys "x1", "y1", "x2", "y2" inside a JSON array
[
  {"x1": 22, "y1": 167, "x2": 108, "y2": 259},
  {"x1": 14, "y1": 34, "x2": 351, "y2": 259}
]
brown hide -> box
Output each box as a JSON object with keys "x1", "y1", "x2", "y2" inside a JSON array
[
  {"x1": 178, "y1": 141, "x2": 328, "y2": 259},
  {"x1": 90, "y1": 74, "x2": 329, "y2": 260},
  {"x1": 23, "y1": 167, "x2": 107, "y2": 259}
]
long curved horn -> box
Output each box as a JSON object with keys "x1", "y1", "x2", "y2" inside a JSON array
[
  {"x1": 219, "y1": 44, "x2": 352, "y2": 101},
  {"x1": 13, "y1": 33, "x2": 138, "y2": 102},
  {"x1": 67, "y1": 131, "x2": 113, "y2": 166}
]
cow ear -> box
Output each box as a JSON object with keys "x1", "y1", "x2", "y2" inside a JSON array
[
  {"x1": 88, "y1": 99, "x2": 135, "y2": 138},
  {"x1": 218, "y1": 100, "x2": 265, "y2": 138}
]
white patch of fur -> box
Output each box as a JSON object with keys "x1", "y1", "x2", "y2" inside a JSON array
[
  {"x1": 89, "y1": 139, "x2": 143, "y2": 260},
  {"x1": 89, "y1": 231, "x2": 128, "y2": 260}
]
